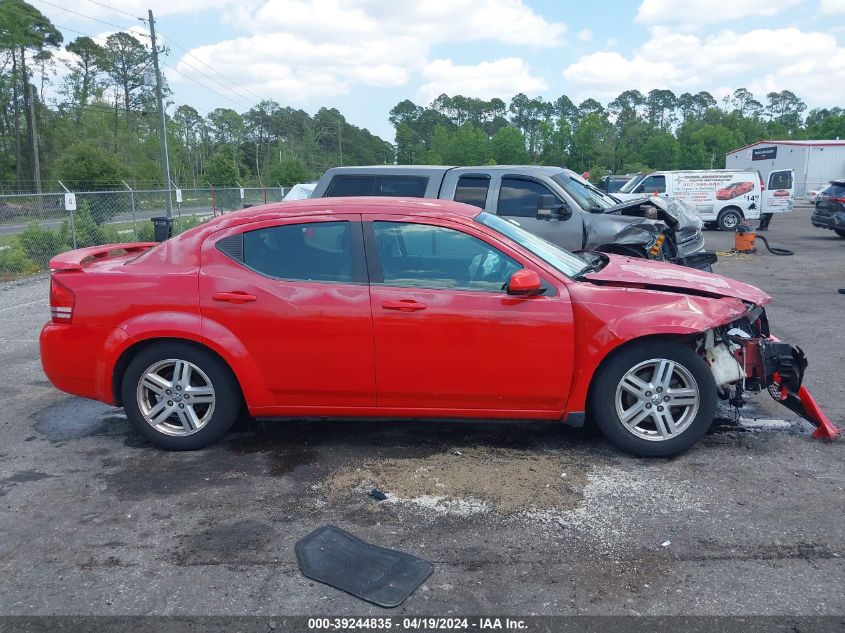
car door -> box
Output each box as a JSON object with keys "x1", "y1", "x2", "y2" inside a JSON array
[
  {"x1": 761, "y1": 169, "x2": 795, "y2": 214},
  {"x1": 364, "y1": 215, "x2": 574, "y2": 414},
  {"x1": 493, "y1": 176, "x2": 585, "y2": 250},
  {"x1": 199, "y1": 214, "x2": 376, "y2": 409}
]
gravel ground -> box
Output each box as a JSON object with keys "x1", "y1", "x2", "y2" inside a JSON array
[{"x1": 0, "y1": 207, "x2": 842, "y2": 617}]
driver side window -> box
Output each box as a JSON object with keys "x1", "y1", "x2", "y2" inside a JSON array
[
  {"x1": 498, "y1": 178, "x2": 562, "y2": 218},
  {"x1": 372, "y1": 221, "x2": 521, "y2": 292}
]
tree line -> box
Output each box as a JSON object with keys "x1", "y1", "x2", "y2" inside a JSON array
[
  {"x1": 391, "y1": 90, "x2": 844, "y2": 179},
  {"x1": 2, "y1": 0, "x2": 844, "y2": 195}
]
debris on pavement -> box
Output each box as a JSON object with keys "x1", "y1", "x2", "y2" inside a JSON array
[
  {"x1": 296, "y1": 525, "x2": 433, "y2": 608},
  {"x1": 369, "y1": 488, "x2": 387, "y2": 501}
]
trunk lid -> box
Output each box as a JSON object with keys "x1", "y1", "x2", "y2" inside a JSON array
[{"x1": 49, "y1": 243, "x2": 158, "y2": 271}]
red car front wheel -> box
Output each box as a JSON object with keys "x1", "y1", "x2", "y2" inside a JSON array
[{"x1": 589, "y1": 341, "x2": 717, "y2": 457}]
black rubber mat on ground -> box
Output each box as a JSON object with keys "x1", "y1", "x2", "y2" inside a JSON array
[{"x1": 295, "y1": 525, "x2": 433, "y2": 608}]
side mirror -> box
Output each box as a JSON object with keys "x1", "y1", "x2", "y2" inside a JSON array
[
  {"x1": 506, "y1": 269, "x2": 543, "y2": 296},
  {"x1": 536, "y1": 194, "x2": 572, "y2": 221}
]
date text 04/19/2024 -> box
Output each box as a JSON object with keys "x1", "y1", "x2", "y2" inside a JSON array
[{"x1": 307, "y1": 617, "x2": 528, "y2": 630}]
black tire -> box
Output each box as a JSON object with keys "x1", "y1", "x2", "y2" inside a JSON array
[
  {"x1": 834, "y1": 229, "x2": 845, "y2": 238},
  {"x1": 588, "y1": 340, "x2": 717, "y2": 458},
  {"x1": 121, "y1": 342, "x2": 241, "y2": 450},
  {"x1": 717, "y1": 208, "x2": 743, "y2": 231}
]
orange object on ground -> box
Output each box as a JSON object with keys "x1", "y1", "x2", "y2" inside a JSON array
[{"x1": 734, "y1": 227, "x2": 756, "y2": 253}]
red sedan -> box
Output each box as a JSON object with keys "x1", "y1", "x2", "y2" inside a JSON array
[{"x1": 39, "y1": 198, "x2": 837, "y2": 456}]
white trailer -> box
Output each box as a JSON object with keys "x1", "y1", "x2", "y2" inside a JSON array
[{"x1": 725, "y1": 140, "x2": 845, "y2": 198}]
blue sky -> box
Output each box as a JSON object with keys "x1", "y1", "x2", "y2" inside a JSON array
[{"x1": 39, "y1": 1, "x2": 845, "y2": 140}]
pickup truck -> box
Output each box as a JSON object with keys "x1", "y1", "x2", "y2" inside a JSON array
[{"x1": 311, "y1": 165, "x2": 714, "y2": 270}]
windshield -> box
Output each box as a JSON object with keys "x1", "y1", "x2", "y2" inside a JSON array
[
  {"x1": 550, "y1": 173, "x2": 615, "y2": 210},
  {"x1": 476, "y1": 212, "x2": 588, "y2": 277},
  {"x1": 619, "y1": 173, "x2": 646, "y2": 193}
]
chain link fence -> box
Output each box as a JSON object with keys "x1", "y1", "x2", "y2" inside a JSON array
[{"x1": 0, "y1": 186, "x2": 289, "y2": 279}]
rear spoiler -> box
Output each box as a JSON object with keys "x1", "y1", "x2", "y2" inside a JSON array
[{"x1": 49, "y1": 243, "x2": 158, "y2": 271}]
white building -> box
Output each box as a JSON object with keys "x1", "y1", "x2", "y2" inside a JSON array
[{"x1": 725, "y1": 139, "x2": 845, "y2": 197}]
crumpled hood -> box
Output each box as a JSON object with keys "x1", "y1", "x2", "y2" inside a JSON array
[
  {"x1": 602, "y1": 196, "x2": 703, "y2": 232},
  {"x1": 584, "y1": 254, "x2": 771, "y2": 305}
]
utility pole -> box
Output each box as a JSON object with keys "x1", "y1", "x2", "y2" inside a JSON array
[
  {"x1": 29, "y1": 85, "x2": 42, "y2": 196},
  {"x1": 148, "y1": 10, "x2": 173, "y2": 218},
  {"x1": 338, "y1": 120, "x2": 343, "y2": 166}
]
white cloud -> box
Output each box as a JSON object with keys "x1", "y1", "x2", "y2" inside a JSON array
[
  {"x1": 173, "y1": 32, "x2": 411, "y2": 102},
  {"x1": 171, "y1": 0, "x2": 564, "y2": 103},
  {"x1": 819, "y1": 0, "x2": 845, "y2": 13},
  {"x1": 577, "y1": 28, "x2": 593, "y2": 42},
  {"x1": 418, "y1": 58, "x2": 548, "y2": 104},
  {"x1": 248, "y1": 0, "x2": 566, "y2": 47},
  {"x1": 563, "y1": 27, "x2": 845, "y2": 108},
  {"x1": 635, "y1": 0, "x2": 804, "y2": 28}
]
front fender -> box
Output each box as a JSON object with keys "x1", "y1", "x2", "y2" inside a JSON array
[
  {"x1": 565, "y1": 285, "x2": 748, "y2": 412},
  {"x1": 116, "y1": 311, "x2": 274, "y2": 408}
]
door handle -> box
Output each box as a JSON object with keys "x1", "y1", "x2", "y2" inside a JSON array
[
  {"x1": 382, "y1": 299, "x2": 427, "y2": 312},
  {"x1": 212, "y1": 291, "x2": 257, "y2": 304}
]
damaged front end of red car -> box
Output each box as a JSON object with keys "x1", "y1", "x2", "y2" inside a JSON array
[{"x1": 700, "y1": 305, "x2": 839, "y2": 441}]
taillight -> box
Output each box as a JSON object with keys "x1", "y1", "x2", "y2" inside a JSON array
[
  {"x1": 832, "y1": 197, "x2": 845, "y2": 203},
  {"x1": 760, "y1": 180, "x2": 765, "y2": 191},
  {"x1": 50, "y1": 276, "x2": 75, "y2": 323}
]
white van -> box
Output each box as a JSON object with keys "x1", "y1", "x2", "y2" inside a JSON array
[{"x1": 615, "y1": 169, "x2": 795, "y2": 230}]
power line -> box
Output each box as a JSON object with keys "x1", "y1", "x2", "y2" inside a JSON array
[
  {"x1": 158, "y1": 33, "x2": 266, "y2": 104},
  {"x1": 0, "y1": 3, "x2": 109, "y2": 43},
  {"x1": 37, "y1": 0, "x2": 264, "y2": 114},
  {"x1": 30, "y1": 0, "x2": 140, "y2": 33},
  {"x1": 81, "y1": 0, "x2": 145, "y2": 22},
  {"x1": 164, "y1": 55, "x2": 257, "y2": 111},
  {"x1": 162, "y1": 62, "x2": 255, "y2": 112},
  {"x1": 55, "y1": 24, "x2": 107, "y2": 42}
]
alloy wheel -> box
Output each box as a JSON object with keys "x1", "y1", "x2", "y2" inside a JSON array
[
  {"x1": 136, "y1": 358, "x2": 216, "y2": 436},
  {"x1": 614, "y1": 358, "x2": 700, "y2": 442}
]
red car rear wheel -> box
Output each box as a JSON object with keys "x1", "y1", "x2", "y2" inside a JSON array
[{"x1": 121, "y1": 342, "x2": 241, "y2": 450}]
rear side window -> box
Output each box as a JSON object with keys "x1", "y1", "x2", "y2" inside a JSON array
[
  {"x1": 326, "y1": 175, "x2": 428, "y2": 198},
  {"x1": 454, "y1": 176, "x2": 490, "y2": 209},
  {"x1": 241, "y1": 221, "x2": 354, "y2": 282}
]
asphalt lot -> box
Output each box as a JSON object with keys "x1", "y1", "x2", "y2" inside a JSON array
[{"x1": 0, "y1": 206, "x2": 842, "y2": 617}]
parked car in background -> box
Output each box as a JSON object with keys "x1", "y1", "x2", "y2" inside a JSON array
[
  {"x1": 598, "y1": 174, "x2": 632, "y2": 193},
  {"x1": 615, "y1": 169, "x2": 794, "y2": 231},
  {"x1": 312, "y1": 165, "x2": 713, "y2": 270},
  {"x1": 806, "y1": 189, "x2": 822, "y2": 203},
  {"x1": 811, "y1": 180, "x2": 845, "y2": 238},
  {"x1": 39, "y1": 198, "x2": 836, "y2": 457}
]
